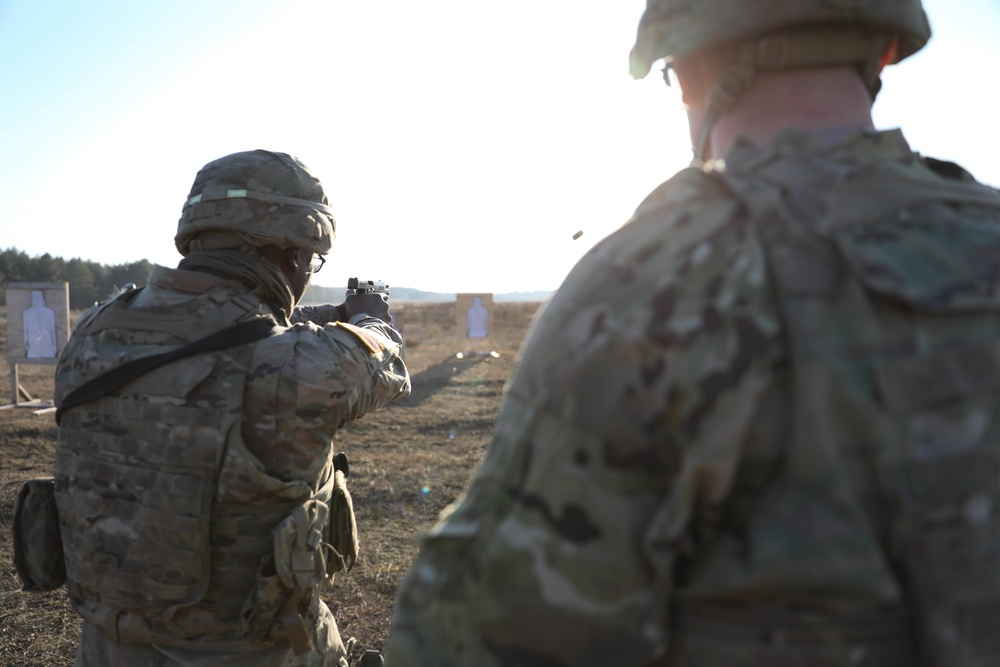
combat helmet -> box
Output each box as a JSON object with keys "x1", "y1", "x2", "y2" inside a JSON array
[
  {"x1": 629, "y1": 0, "x2": 932, "y2": 160},
  {"x1": 175, "y1": 150, "x2": 336, "y2": 256}
]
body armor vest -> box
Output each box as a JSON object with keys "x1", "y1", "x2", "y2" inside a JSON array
[
  {"x1": 667, "y1": 153, "x2": 1000, "y2": 666},
  {"x1": 54, "y1": 288, "x2": 328, "y2": 644}
]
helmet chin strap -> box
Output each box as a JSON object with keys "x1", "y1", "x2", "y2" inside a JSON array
[{"x1": 689, "y1": 27, "x2": 890, "y2": 163}]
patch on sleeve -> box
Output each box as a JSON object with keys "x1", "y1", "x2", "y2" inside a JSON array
[{"x1": 336, "y1": 321, "x2": 385, "y2": 354}]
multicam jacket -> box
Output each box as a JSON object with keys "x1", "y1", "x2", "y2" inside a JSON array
[
  {"x1": 386, "y1": 129, "x2": 1000, "y2": 666},
  {"x1": 54, "y1": 265, "x2": 410, "y2": 666}
]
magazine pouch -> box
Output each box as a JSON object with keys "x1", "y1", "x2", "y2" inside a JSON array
[
  {"x1": 241, "y1": 500, "x2": 329, "y2": 655},
  {"x1": 326, "y1": 469, "x2": 359, "y2": 575},
  {"x1": 12, "y1": 477, "x2": 67, "y2": 592}
]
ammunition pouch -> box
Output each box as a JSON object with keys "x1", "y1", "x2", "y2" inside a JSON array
[
  {"x1": 12, "y1": 477, "x2": 67, "y2": 593},
  {"x1": 326, "y1": 469, "x2": 359, "y2": 575},
  {"x1": 241, "y1": 468, "x2": 359, "y2": 656}
]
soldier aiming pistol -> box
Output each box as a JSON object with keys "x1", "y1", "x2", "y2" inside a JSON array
[{"x1": 292, "y1": 278, "x2": 392, "y2": 326}]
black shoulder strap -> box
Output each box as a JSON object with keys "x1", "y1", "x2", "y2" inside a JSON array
[{"x1": 55, "y1": 317, "x2": 280, "y2": 426}]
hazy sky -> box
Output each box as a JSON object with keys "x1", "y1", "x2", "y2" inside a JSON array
[{"x1": 1, "y1": 0, "x2": 997, "y2": 294}]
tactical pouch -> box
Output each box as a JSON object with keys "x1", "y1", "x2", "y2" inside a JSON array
[
  {"x1": 242, "y1": 500, "x2": 329, "y2": 653},
  {"x1": 275, "y1": 500, "x2": 331, "y2": 591},
  {"x1": 325, "y1": 469, "x2": 359, "y2": 575},
  {"x1": 12, "y1": 477, "x2": 67, "y2": 592},
  {"x1": 241, "y1": 476, "x2": 358, "y2": 655}
]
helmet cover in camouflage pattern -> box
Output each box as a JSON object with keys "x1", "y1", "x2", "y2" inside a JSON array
[
  {"x1": 176, "y1": 150, "x2": 336, "y2": 256},
  {"x1": 629, "y1": 0, "x2": 932, "y2": 79}
]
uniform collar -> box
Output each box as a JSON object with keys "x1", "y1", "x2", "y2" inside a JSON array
[
  {"x1": 147, "y1": 264, "x2": 233, "y2": 294},
  {"x1": 713, "y1": 127, "x2": 913, "y2": 176}
]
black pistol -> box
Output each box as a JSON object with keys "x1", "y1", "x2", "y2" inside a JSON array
[{"x1": 347, "y1": 278, "x2": 389, "y2": 297}]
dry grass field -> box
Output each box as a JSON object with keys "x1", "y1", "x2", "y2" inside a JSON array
[{"x1": 0, "y1": 300, "x2": 542, "y2": 666}]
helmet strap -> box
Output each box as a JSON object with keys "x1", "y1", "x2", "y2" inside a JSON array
[
  {"x1": 693, "y1": 63, "x2": 756, "y2": 162},
  {"x1": 185, "y1": 231, "x2": 255, "y2": 254}
]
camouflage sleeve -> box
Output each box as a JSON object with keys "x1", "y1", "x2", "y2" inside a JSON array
[
  {"x1": 386, "y1": 169, "x2": 783, "y2": 666},
  {"x1": 290, "y1": 303, "x2": 342, "y2": 326},
  {"x1": 244, "y1": 318, "x2": 410, "y2": 481}
]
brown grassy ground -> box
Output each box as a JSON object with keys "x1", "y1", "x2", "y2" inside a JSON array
[{"x1": 0, "y1": 300, "x2": 542, "y2": 666}]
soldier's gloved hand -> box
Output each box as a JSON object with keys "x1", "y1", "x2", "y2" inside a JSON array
[{"x1": 340, "y1": 292, "x2": 390, "y2": 323}]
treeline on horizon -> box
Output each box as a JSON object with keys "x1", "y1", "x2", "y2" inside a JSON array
[
  {"x1": 0, "y1": 247, "x2": 550, "y2": 311},
  {"x1": 0, "y1": 247, "x2": 154, "y2": 309},
  {"x1": 0, "y1": 248, "x2": 454, "y2": 310}
]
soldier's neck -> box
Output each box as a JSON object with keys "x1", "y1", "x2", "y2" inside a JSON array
[{"x1": 704, "y1": 67, "x2": 877, "y2": 160}]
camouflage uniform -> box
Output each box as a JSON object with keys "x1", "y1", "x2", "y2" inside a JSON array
[
  {"x1": 385, "y1": 127, "x2": 1000, "y2": 666},
  {"x1": 54, "y1": 151, "x2": 410, "y2": 667}
]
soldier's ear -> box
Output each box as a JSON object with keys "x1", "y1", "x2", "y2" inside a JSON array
[
  {"x1": 257, "y1": 244, "x2": 299, "y2": 276},
  {"x1": 879, "y1": 35, "x2": 900, "y2": 74},
  {"x1": 285, "y1": 247, "x2": 302, "y2": 272}
]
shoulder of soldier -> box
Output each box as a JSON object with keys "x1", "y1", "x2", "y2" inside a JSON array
[
  {"x1": 545, "y1": 165, "x2": 756, "y2": 303},
  {"x1": 64, "y1": 283, "x2": 143, "y2": 341},
  {"x1": 332, "y1": 320, "x2": 389, "y2": 354},
  {"x1": 593, "y1": 164, "x2": 746, "y2": 274},
  {"x1": 70, "y1": 303, "x2": 104, "y2": 336},
  {"x1": 922, "y1": 156, "x2": 976, "y2": 182},
  {"x1": 920, "y1": 155, "x2": 1000, "y2": 196},
  {"x1": 535, "y1": 162, "x2": 774, "y2": 356},
  {"x1": 631, "y1": 164, "x2": 735, "y2": 223}
]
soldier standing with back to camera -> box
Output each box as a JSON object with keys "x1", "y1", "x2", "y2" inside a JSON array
[
  {"x1": 52, "y1": 150, "x2": 410, "y2": 666},
  {"x1": 385, "y1": 1, "x2": 1000, "y2": 665}
]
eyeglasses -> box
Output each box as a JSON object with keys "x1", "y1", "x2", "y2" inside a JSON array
[{"x1": 309, "y1": 254, "x2": 326, "y2": 274}]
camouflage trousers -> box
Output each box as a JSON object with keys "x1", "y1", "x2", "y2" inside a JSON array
[{"x1": 74, "y1": 601, "x2": 348, "y2": 667}]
